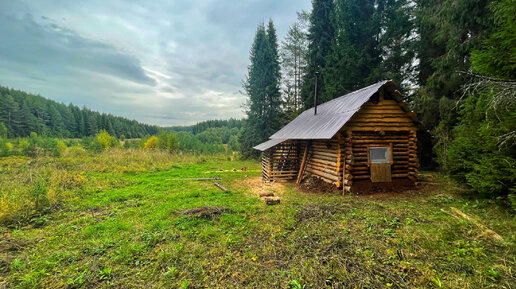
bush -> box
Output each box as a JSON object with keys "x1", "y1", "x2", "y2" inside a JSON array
[
  {"x1": 144, "y1": 136, "x2": 159, "y2": 149},
  {"x1": 228, "y1": 135, "x2": 240, "y2": 152},
  {"x1": 446, "y1": 92, "x2": 516, "y2": 196},
  {"x1": 96, "y1": 130, "x2": 118, "y2": 149},
  {"x1": 65, "y1": 145, "x2": 87, "y2": 157},
  {"x1": 123, "y1": 139, "x2": 141, "y2": 149},
  {"x1": 18, "y1": 140, "x2": 31, "y2": 155},
  {"x1": 81, "y1": 137, "x2": 103, "y2": 153},
  {"x1": 157, "y1": 132, "x2": 179, "y2": 153},
  {"x1": 30, "y1": 177, "x2": 49, "y2": 210}
]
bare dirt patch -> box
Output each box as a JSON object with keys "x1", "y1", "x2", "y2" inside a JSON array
[
  {"x1": 244, "y1": 177, "x2": 289, "y2": 197},
  {"x1": 294, "y1": 203, "x2": 348, "y2": 222},
  {"x1": 181, "y1": 206, "x2": 230, "y2": 219},
  {"x1": 0, "y1": 237, "x2": 29, "y2": 277},
  {"x1": 299, "y1": 177, "x2": 339, "y2": 194},
  {"x1": 351, "y1": 179, "x2": 416, "y2": 196}
]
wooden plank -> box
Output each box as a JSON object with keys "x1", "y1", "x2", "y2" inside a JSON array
[
  {"x1": 370, "y1": 163, "x2": 391, "y2": 182},
  {"x1": 296, "y1": 141, "x2": 310, "y2": 184}
]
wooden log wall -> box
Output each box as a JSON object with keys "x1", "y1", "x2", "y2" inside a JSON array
[
  {"x1": 261, "y1": 141, "x2": 301, "y2": 182},
  {"x1": 302, "y1": 139, "x2": 342, "y2": 186},
  {"x1": 346, "y1": 131, "x2": 418, "y2": 188}
]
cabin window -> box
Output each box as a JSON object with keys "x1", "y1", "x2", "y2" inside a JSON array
[{"x1": 370, "y1": 147, "x2": 390, "y2": 164}]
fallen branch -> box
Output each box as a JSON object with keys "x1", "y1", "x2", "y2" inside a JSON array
[
  {"x1": 167, "y1": 177, "x2": 221, "y2": 181},
  {"x1": 214, "y1": 182, "x2": 227, "y2": 191},
  {"x1": 442, "y1": 207, "x2": 503, "y2": 241}
]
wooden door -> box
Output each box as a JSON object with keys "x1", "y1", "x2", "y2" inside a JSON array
[
  {"x1": 370, "y1": 163, "x2": 391, "y2": 182},
  {"x1": 369, "y1": 146, "x2": 392, "y2": 182}
]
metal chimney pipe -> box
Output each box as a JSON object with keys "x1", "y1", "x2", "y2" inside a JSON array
[{"x1": 314, "y1": 72, "x2": 320, "y2": 115}]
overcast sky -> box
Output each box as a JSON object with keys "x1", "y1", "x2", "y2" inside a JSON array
[{"x1": 0, "y1": 0, "x2": 311, "y2": 126}]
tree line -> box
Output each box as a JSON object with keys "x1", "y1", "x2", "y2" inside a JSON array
[
  {"x1": 0, "y1": 86, "x2": 159, "y2": 138},
  {"x1": 166, "y1": 118, "x2": 244, "y2": 135},
  {"x1": 240, "y1": 0, "x2": 515, "y2": 199}
]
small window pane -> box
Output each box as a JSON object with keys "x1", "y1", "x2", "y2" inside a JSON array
[{"x1": 370, "y1": 147, "x2": 389, "y2": 163}]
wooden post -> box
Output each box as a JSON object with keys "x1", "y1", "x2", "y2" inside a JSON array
[
  {"x1": 343, "y1": 131, "x2": 353, "y2": 193},
  {"x1": 269, "y1": 149, "x2": 273, "y2": 182},
  {"x1": 296, "y1": 141, "x2": 311, "y2": 184},
  {"x1": 336, "y1": 133, "x2": 343, "y2": 188}
]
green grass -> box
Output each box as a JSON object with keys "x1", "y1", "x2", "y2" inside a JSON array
[{"x1": 0, "y1": 149, "x2": 515, "y2": 288}]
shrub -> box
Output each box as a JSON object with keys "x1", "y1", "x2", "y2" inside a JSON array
[
  {"x1": 228, "y1": 135, "x2": 240, "y2": 152},
  {"x1": 18, "y1": 139, "x2": 31, "y2": 155},
  {"x1": 57, "y1": 141, "x2": 67, "y2": 155},
  {"x1": 96, "y1": 130, "x2": 118, "y2": 149},
  {"x1": 157, "y1": 132, "x2": 179, "y2": 153},
  {"x1": 81, "y1": 137, "x2": 103, "y2": 153},
  {"x1": 65, "y1": 145, "x2": 87, "y2": 157},
  {"x1": 446, "y1": 92, "x2": 516, "y2": 196},
  {"x1": 123, "y1": 139, "x2": 141, "y2": 149},
  {"x1": 30, "y1": 177, "x2": 49, "y2": 210},
  {"x1": 144, "y1": 136, "x2": 159, "y2": 149}
]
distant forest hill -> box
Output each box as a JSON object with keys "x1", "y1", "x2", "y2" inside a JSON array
[
  {"x1": 165, "y1": 118, "x2": 244, "y2": 135},
  {"x1": 0, "y1": 86, "x2": 159, "y2": 138}
]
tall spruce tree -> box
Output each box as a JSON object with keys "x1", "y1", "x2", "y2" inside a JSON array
[
  {"x1": 323, "y1": 0, "x2": 380, "y2": 98},
  {"x1": 265, "y1": 20, "x2": 283, "y2": 125},
  {"x1": 373, "y1": 0, "x2": 416, "y2": 92},
  {"x1": 300, "y1": 0, "x2": 335, "y2": 108},
  {"x1": 414, "y1": 0, "x2": 493, "y2": 129},
  {"x1": 239, "y1": 21, "x2": 283, "y2": 158}
]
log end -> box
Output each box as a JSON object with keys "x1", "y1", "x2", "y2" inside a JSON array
[
  {"x1": 259, "y1": 192, "x2": 274, "y2": 197},
  {"x1": 264, "y1": 197, "x2": 281, "y2": 205}
]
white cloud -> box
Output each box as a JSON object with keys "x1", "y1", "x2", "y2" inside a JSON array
[{"x1": 0, "y1": 0, "x2": 311, "y2": 125}]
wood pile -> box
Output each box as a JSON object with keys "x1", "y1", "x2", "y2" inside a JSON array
[
  {"x1": 261, "y1": 141, "x2": 300, "y2": 182},
  {"x1": 303, "y1": 140, "x2": 340, "y2": 186}
]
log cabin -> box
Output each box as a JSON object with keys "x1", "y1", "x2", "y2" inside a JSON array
[{"x1": 253, "y1": 80, "x2": 419, "y2": 193}]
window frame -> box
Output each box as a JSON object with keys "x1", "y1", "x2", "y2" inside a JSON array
[{"x1": 367, "y1": 143, "x2": 393, "y2": 165}]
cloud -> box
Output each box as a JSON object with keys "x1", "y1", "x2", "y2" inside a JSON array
[
  {"x1": 0, "y1": 0, "x2": 311, "y2": 126},
  {"x1": 0, "y1": 13, "x2": 155, "y2": 85}
]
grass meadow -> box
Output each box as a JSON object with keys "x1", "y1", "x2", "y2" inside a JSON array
[{"x1": 0, "y1": 149, "x2": 515, "y2": 288}]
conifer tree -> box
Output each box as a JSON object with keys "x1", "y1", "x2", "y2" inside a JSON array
[
  {"x1": 280, "y1": 18, "x2": 308, "y2": 116},
  {"x1": 300, "y1": 0, "x2": 335, "y2": 108},
  {"x1": 240, "y1": 21, "x2": 283, "y2": 158}
]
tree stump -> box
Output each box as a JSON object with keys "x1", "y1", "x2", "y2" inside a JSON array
[
  {"x1": 264, "y1": 197, "x2": 280, "y2": 205},
  {"x1": 259, "y1": 192, "x2": 274, "y2": 197}
]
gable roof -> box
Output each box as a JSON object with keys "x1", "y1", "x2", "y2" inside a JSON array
[
  {"x1": 269, "y1": 80, "x2": 392, "y2": 140},
  {"x1": 253, "y1": 80, "x2": 418, "y2": 151},
  {"x1": 253, "y1": 138, "x2": 287, "y2": 151}
]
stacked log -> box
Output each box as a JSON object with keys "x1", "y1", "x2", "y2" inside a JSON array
[
  {"x1": 262, "y1": 141, "x2": 300, "y2": 183},
  {"x1": 304, "y1": 140, "x2": 340, "y2": 185},
  {"x1": 261, "y1": 150, "x2": 272, "y2": 182}
]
